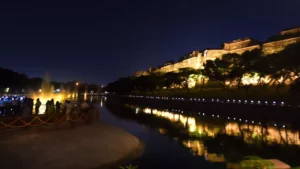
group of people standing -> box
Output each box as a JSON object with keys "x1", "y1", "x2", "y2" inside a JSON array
[
  {"x1": 45, "y1": 99, "x2": 61, "y2": 114},
  {"x1": 35, "y1": 99, "x2": 90, "y2": 115},
  {"x1": 1, "y1": 97, "x2": 91, "y2": 119},
  {"x1": 34, "y1": 98, "x2": 62, "y2": 115}
]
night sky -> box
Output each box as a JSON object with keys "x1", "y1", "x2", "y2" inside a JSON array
[{"x1": 1, "y1": 0, "x2": 299, "y2": 85}]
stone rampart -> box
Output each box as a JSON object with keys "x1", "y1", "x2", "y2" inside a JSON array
[
  {"x1": 262, "y1": 36, "x2": 300, "y2": 55},
  {"x1": 134, "y1": 71, "x2": 150, "y2": 77},
  {"x1": 205, "y1": 49, "x2": 227, "y2": 60},
  {"x1": 227, "y1": 45, "x2": 261, "y2": 55},
  {"x1": 155, "y1": 56, "x2": 201, "y2": 73},
  {"x1": 139, "y1": 27, "x2": 300, "y2": 75},
  {"x1": 280, "y1": 27, "x2": 300, "y2": 35},
  {"x1": 223, "y1": 38, "x2": 254, "y2": 51}
]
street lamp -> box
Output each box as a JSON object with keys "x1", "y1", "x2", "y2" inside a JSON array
[{"x1": 76, "y1": 82, "x2": 79, "y2": 86}]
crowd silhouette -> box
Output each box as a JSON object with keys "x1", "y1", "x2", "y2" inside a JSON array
[{"x1": 0, "y1": 97, "x2": 91, "y2": 118}]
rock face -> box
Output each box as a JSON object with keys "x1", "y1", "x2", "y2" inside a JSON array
[{"x1": 0, "y1": 122, "x2": 143, "y2": 169}]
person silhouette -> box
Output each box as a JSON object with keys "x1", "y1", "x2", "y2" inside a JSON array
[
  {"x1": 55, "y1": 101, "x2": 61, "y2": 113},
  {"x1": 35, "y1": 98, "x2": 41, "y2": 115}
]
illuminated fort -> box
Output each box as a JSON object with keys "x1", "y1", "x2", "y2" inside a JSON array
[{"x1": 134, "y1": 27, "x2": 300, "y2": 76}]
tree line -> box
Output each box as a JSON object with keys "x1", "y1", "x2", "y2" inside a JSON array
[
  {"x1": 105, "y1": 42, "x2": 300, "y2": 96},
  {"x1": 0, "y1": 67, "x2": 101, "y2": 94}
]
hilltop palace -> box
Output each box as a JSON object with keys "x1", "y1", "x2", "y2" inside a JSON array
[{"x1": 134, "y1": 27, "x2": 300, "y2": 77}]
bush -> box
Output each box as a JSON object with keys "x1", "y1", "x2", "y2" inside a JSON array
[{"x1": 240, "y1": 156, "x2": 274, "y2": 169}]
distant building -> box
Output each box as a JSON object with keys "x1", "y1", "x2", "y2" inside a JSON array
[
  {"x1": 135, "y1": 27, "x2": 300, "y2": 75},
  {"x1": 134, "y1": 70, "x2": 150, "y2": 77}
]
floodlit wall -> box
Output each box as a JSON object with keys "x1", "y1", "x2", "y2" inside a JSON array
[
  {"x1": 223, "y1": 38, "x2": 255, "y2": 51},
  {"x1": 262, "y1": 36, "x2": 300, "y2": 55},
  {"x1": 136, "y1": 28, "x2": 300, "y2": 75},
  {"x1": 154, "y1": 51, "x2": 202, "y2": 73},
  {"x1": 227, "y1": 45, "x2": 260, "y2": 55},
  {"x1": 280, "y1": 27, "x2": 300, "y2": 35}
]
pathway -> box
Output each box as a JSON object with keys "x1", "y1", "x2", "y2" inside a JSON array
[{"x1": 0, "y1": 121, "x2": 143, "y2": 169}]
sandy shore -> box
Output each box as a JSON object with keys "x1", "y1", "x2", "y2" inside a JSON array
[{"x1": 0, "y1": 121, "x2": 143, "y2": 169}]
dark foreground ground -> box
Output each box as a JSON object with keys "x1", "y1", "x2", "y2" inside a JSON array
[{"x1": 0, "y1": 121, "x2": 143, "y2": 169}]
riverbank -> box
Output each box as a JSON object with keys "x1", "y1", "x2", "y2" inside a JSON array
[
  {"x1": 0, "y1": 121, "x2": 143, "y2": 169},
  {"x1": 110, "y1": 95, "x2": 300, "y2": 128},
  {"x1": 133, "y1": 86, "x2": 291, "y2": 103}
]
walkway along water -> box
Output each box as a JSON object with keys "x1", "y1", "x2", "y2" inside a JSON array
[{"x1": 0, "y1": 107, "x2": 143, "y2": 169}]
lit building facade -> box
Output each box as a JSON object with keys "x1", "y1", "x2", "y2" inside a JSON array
[{"x1": 134, "y1": 27, "x2": 300, "y2": 76}]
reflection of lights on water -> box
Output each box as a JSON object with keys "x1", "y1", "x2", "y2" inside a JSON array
[
  {"x1": 135, "y1": 108, "x2": 139, "y2": 114},
  {"x1": 174, "y1": 114, "x2": 179, "y2": 121},
  {"x1": 189, "y1": 125, "x2": 196, "y2": 132},
  {"x1": 187, "y1": 117, "x2": 195, "y2": 125},
  {"x1": 138, "y1": 106, "x2": 300, "y2": 146},
  {"x1": 180, "y1": 115, "x2": 187, "y2": 126},
  {"x1": 198, "y1": 127, "x2": 203, "y2": 134},
  {"x1": 168, "y1": 113, "x2": 174, "y2": 120},
  {"x1": 100, "y1": 101, "x2": 103, "y2": 107},
  {"x1": 84, "y1": 93, "x2": 87, "y2": 100},
  {"x1": 144, "y1": 108, "x2": 151, "y2": 114}
]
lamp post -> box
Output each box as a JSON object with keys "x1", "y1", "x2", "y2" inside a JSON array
[{"x1": 75, "y1": 82, "x2": 79, "y2": 98}]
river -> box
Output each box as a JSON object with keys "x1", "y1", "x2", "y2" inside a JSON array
[{"x1": 98, "y1": 96, "x2": 300, "y2": 169}]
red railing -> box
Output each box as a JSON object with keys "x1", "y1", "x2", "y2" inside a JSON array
[{"x1": 0, "y1": 109, "x2": 98, "y2": 129}]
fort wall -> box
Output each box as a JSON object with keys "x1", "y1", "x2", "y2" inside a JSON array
[
  {"x1": 153, "y1": 45, "x2": 260, "y2": 74},
  {"x1": 227, "y1": 45, "x2": 261, "y2": 55},
  {"x1": 204, "y1": 49, "x2": 227, "y2": 60},
  {"x1": 280, "y1": 27, "x2": 300, "y2": 35},
  {"x1": 262, "y1": 36, "x2": 300, "y2": 55},
  {"x1": 134, "y1": 27, "x2": 300, "y2": 76},
  {"x1": 134, "y1": 70, "x2": 150, "y2": 76},
  {"x1": 154, "y1": 55, "x2": 201, "y2": 73},
  {"x1": 223, "y1": 38, "x2": 254, "y2": 51}
]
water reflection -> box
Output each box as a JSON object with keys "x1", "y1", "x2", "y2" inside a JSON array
[
  {"x1": 120, "y1": 104, "x2": 300, "y2": 166},
  {"x1": 131, "y1": 106, "x2": 300, "y2": 146},
  {"x1": 104, "y1": 98, "x2": 300, "y2": 168},
  {"x1": 226, "y1": 123, "x2": 300, "y2": 145}
]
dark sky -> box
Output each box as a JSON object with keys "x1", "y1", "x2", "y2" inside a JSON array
[{"x1": 1, "y1": 0, "x2": 299, "y2": 85}]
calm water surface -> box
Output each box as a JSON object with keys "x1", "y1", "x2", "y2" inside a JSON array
[{"x1": 98, "y1": 97, "x2": 300, "y2": 169}]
